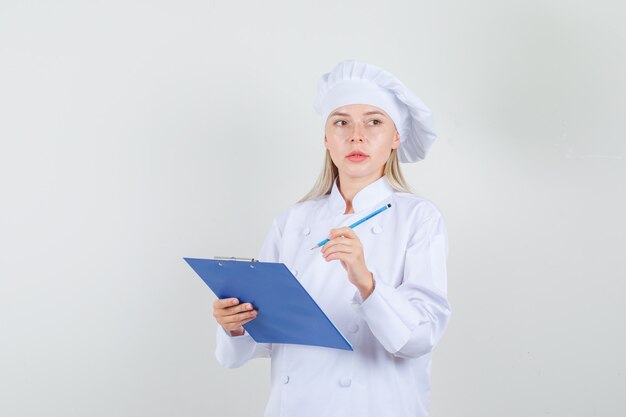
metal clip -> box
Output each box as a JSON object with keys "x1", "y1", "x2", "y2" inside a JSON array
[{"x1": 213, "y1": 256, "x2": 259, "y2": 262}]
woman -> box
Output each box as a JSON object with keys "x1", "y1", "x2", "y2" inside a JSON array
[{"x1": 212, "y1": 60, "x2": 451, "y2": 417}]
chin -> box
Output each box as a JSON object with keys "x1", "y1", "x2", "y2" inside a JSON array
[{"x1": 340, "y1": 169, "x2": 381, "y2": 180}]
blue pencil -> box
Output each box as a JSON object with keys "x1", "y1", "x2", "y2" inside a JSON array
[{"x1": 310, "y1": 203, "x2": 392, "y2": 250}]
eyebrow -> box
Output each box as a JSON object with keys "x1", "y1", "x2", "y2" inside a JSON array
[{"x1": 329, "y1": 110, "x2": 387, "y2": 118}]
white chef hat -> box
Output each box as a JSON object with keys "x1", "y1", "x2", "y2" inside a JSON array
[{"x1": 313, "y1": 59, "x2": 437, "y2": 163}]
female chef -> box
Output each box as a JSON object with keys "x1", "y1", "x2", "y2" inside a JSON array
[{"x1": 211, "y1": 60, "x2": 451, "y2": 417}]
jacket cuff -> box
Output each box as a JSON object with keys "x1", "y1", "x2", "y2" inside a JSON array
[
  {"x1": 351, "y1": 277, "x2": 412, "y2": 354},
  {"x1": 214, "y1": 325, "x2": 258, "y2": 368}
]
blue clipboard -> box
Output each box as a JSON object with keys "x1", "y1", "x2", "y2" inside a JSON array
[{"x1": 184, "y1": 257, "x2": 353, "y2": 351}]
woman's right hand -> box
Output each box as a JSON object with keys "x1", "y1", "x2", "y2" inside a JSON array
[{"x1": 213, "y1": 298, "x2": 257, "y2": 337}]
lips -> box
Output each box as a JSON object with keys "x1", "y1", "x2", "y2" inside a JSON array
[
  {"x1": 346, "y1": 150, "x2": 369, "y2": 157},
  {"x1": 346, "y1": 150, "x2": 369, "y2": 163}
]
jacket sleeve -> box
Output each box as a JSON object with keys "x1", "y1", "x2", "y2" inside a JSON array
[
  {"x1": 214, "y1": 216, "x2": 282, "y2": 368},
  {"x1": 351, "y1": 210, "x2": 452, "y2": 359}
]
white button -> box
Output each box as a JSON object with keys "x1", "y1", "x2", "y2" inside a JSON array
[
  {"x1": 302, "y1": 227, "x2": 311, "y2": 236},
  {"x1": 282, "y1": 375, "x2": 290, "y2": 384},
  {"x1": 371, "y1": 225, "x2": 383, "y2": 234},
  {"x1": 349, "y1": 324, "x2": 359, "y2": 334},
  {"x1": 339, "y1": 377, "x2": 352, "y2": 387}
]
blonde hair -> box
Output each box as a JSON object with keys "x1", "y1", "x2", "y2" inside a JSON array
[{"x1": 297, "y1": 148, "x2": 412, "y2": 203}]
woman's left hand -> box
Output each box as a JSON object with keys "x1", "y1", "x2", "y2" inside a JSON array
[{"x1": 321, "y1": 227, "x2": 375, "y2": 299}]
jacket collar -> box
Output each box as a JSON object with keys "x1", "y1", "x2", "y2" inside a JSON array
[{"x1": 328, "y1": 175, "x2": 395, "y2": 215}]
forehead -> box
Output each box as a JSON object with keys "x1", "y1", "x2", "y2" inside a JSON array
[{"x1": 328, "y1": 103, "x2": 391, "y2": 118}]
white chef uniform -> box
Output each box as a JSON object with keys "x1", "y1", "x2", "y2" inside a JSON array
[{"x1": 215, "y1": 174, "x2": 451, "y2": 417}]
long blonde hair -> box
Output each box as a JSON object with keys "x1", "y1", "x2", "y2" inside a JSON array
[{"x1": 297, "y1": 148, "x2": 412, "y2": 203}]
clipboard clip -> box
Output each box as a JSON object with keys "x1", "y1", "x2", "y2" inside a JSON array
[{"x1": 213, "y1": 256, "x2": 259, "y2": 262}]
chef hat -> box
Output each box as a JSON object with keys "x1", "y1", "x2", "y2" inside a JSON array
[{"x1": 313, "y1": 59, "x2": 437, "y2": 163}]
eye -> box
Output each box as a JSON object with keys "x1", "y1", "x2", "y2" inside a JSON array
[
  {"x1": 333, "y1": 119, "x2": 347, "y2": 126},
  {"x1": 369, "y1": 119, "x2": 382, "y2": 126}
]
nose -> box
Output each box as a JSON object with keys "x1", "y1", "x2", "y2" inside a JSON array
[{"x1": 349, "y1": 124, "x2": 366, "y2": 142}]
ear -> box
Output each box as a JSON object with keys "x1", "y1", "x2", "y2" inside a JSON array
[
  {"x1": 324, "y1": 135, "x2": 329, "y2": 149},
  {"x1": 392, "y1": 130, "x2": 401, "y2": 149}
]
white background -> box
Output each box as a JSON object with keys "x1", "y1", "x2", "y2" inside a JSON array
[{"x1": 1, "y1": 1, "x2": 624, "y2": 416}]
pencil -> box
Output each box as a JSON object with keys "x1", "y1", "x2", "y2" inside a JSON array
[{"x1": 310, "y1": 203, "x2": 392, "y2": 250}]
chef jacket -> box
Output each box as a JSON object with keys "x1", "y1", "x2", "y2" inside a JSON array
[{"x1": 215, "y1": 174, "x2": 451, "y2": 417}]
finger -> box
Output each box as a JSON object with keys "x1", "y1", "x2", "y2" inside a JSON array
[
  {"x1": 214, "y1": 298, "x2": 239, "y2": 309},
  {"x1": 322, "y1": 234, "x2": 354, "y2": 249},
  {"x1": 325, "y1": 250, "x2": 358, "y2": 262},
  {"x1": 220, "y1": 316, "x2": 251, "y2": 330},
  {"x1": 220, "y1": 310, "x2": 257, "y2": 325},
  {"x1": 323, "y1": 242, "x2": 353, "y2": 254},
  {"x1": 224, "y1": 311, "x2": 257, "y2": 328},
  {"x1": 329, "y1": 227, "x2": 356, "y2": 239},
  {"x1": 323, "y1": 245, "x2": 353, "y2": 259},
  {"x1": 240, "y1": 315, "x2": 257, "y2": 326},
  {"x1": 322, "y1": 239, "x2": 354, "y2": 255},
  {"x1": 325, "y1": 251, "x2": 346, "y2": 262},
  {"x1": 229, "y1": 302, "x2": 254, "y2": 314},
  {"x1": 215, "y1": 301, "x2": 253, "y2": 318},
  {"x1": 223, "y1": 314, "x2": 257, "y2": 332}
]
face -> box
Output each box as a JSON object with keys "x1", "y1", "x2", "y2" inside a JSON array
[{"x1": 324, "y1": 103, "x2": 400, "y2": 183}]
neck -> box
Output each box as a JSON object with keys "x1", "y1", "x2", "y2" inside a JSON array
[{"x1": 337, "y1": 172, "x2": 384, "y2": 214}]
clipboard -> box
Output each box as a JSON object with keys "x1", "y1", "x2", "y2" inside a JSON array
[{"x1": 183, "y1": 256, "x2": 353, "y2": 351}]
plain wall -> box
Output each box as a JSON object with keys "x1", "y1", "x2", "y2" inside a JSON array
[{"x1": 1, "y1": 1, "x2": 624, "y2": 416}]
